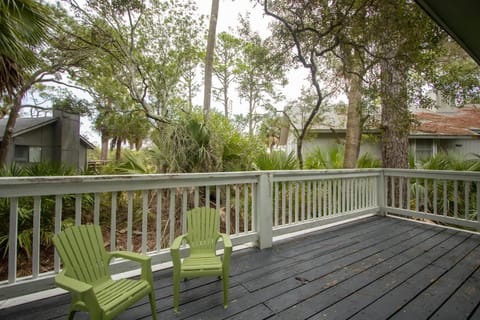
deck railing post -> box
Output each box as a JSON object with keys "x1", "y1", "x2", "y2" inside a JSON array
[
  {"x1": 256, "y1": 172, "x2": 273, "y2": 249},
  {"x1": 377, "y1": 170, "x2": 386, "y2": 216}
]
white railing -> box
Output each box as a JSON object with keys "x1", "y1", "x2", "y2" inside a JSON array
[
  {"x1": 383, "y1": 169, "x2": 480, "y2": 231},
  {"x1": 270, "y1": 170, "x2": 380, "y2": 237},
  {"x1": 1, "y1": 168, "x2": 479, "y2": 300}
]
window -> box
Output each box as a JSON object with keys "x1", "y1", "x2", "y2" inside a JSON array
[
  {"x1": 415, "y1": 139, "x2": 435, "y2": 161},
  {"x1": 29, "y1": 147, "x2": 41, "y2": 162},
  {"x1": 14, "y1": 146, "x2": 29, "y2": 162},
  {"x1": 14, "y1": 145, "x2": 42, "y2": 163}
]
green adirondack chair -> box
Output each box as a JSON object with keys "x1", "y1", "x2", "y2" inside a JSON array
[
  {"x1": 170, "y1": 207, "x2": 232, "y2": 313},
  {"x1": 52, "y1": 224, "x2": 157, "y2": 320}
]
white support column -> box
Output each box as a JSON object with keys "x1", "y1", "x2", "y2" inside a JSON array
[{"x1": 256, "y1": 173, "x2": 273, "y2": 249}]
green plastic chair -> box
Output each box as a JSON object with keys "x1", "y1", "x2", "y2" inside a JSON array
[
  {"x1": 52, "y1": 224, "x2": 157, "y2": 320},
  {"x1": 170, "y1": 207, "x2": 232, "y2": 313}
]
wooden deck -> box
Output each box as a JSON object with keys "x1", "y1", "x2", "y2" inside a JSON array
[{"x1": 2, "y1": 215, "x2": 480, "y2": 320}]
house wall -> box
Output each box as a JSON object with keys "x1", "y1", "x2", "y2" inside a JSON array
[
  {"x1": 79, "y1": 144, "x2": 88, "y2": 171},
  {"x1": 10, "y1": 124, "x2": 57, "y2": 164},
  {"x1": 411, "y1": 138, "x2": 480, "y2": 161},
  {"x1": 439, "y1": 138, "x2": 480, "y2": 159},
  {"x1": 289, "y1": 133, "x2": 480, "y2": 165},
  {"x1": 288, "y1": 131, "x2": 382, "y2": 160}
]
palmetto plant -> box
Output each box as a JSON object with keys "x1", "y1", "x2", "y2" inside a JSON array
[
  {"x1": 254, "y1": 151, "x2": 298, "y2": 170},
  {"x1": 305, "y1": 145, "x2": 345, "y2": 169},
  {"x1": 304, "y1": 145, "x2": 382, "y2": 169},
  {"x1": 0, "y1": 162, "x2": 93, "y2": 271}
]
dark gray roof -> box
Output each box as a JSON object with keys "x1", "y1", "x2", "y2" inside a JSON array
[{"x1": 0, "y1": 117, "x2": 57, "y2": 139}]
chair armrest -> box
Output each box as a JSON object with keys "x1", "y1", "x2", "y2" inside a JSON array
[
  {"x1": 219, "y1": 233, "x2": 232, "y2": 261},
  {"x1": 109, "y1": 251, "x2": 150, "y2": 263},
  {"x1": 170, "y1": 234, "x2": 188, "y2": 269},
  {"x1": 219, "y1": 233, "x2": 232, "y2": 249},
  {"x1": 55, "y1": 271, "x2": 92, "y2": 294},
  {"x1": 171, "y1": 234, "x2": 188, "y2": 250},
  {"x1": 108, "y1": 251, "x2": 154, "y2": 285}
]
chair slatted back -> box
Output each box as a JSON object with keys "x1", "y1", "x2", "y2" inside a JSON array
[
  {"x1": 53, "y1": 224, "x2": 111, "y2": 285},
  {"x1": 186, "y1": 208, "x2": 220, "y2": 254}
]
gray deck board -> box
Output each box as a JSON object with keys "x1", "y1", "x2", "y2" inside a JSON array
[{"x1": 1, "y1": 216, "x2": 480, "y2": 320}]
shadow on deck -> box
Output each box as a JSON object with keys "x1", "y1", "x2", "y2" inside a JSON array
[{"x1": 2, "y1": 216, "x2": 480, "y2": 320}]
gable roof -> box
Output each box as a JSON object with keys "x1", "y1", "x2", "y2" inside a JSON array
[
  {"x1": 0, "y1": 116, "x2": 95, "y2": 149},
  {"x1": 0, "y1": 117, "x2": 57, "y2": 139},
  {"x1": 415, "y1": 0, "x2": 480, "y2": 66},
  {"x1": 413, "y1": 106, "x2": 480, "y2": 136}
]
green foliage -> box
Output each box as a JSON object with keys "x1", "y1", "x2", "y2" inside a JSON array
[
  {"x1": 0, "y1": 0, "x2": 52, "y2": 95},
  {"x1": 427, "y1": 40, "x2": 480, "y2": 106},
  {"x1": 23, "y1": 162, "x2": 76, "y2": 176},
  {"x1": 0, "y1": 162, "x2": 24, "y2": 176},
  {"x1": 150, "y1": 110, "x2": 261, "y2": 173},
  {"x1": 69, "y1": 0, "x2": 205, "y2": 124},
  {"x1": 305, "y1": 145, "x2": 381, "y2": 169},
  {"x1": 0, "y1": 161, "x2": 76, "y2": 177},
  {"x1": 100, "y1": 150, "x2": 155, "y2": 175},
  {"x1": 304, "y1": 145, "x2": 345, "y2": 169},
  {"x1": 417, "y1": 152, "x2": 480, "y2": 171},
  {"x1": 254, "y1": 151, "x2": 298, "y2": 171},
  {"x1": 356, "y1": 153, "x2": 382, "y2": 168}
]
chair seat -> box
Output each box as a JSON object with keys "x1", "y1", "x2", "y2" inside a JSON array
[
  {"x1": 95, "y1": 279, "x2": 152, "y2": 317},
  {"x1": 182, "y1": 256, "x2": 222, "y2": 272}
]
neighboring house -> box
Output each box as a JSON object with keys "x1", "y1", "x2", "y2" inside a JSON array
[
  {"x1": 411, "y1": 106, "x2": 480, "y2": 161},
  {"x1": 0, "y1": 110, "x2": 95, "y2": 171},
  {"x1": 286, "y1": 105, "x2": 480, "y2": 162}
]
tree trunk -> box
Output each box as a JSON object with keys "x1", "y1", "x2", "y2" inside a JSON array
[
  {"x1": 380, "y1": 60, "x2": 409, "y2": 169},
  {"x1": 203, "y1": 0, "x2": 220, "y2": 121},
  {"x1": 115, "y1": 138, "x2": 122, "y2": 161},
  {"x1": 0, "y1": 103, "x2": 20, "y2": 167},
  {"x1": 223, "y1": 84, "x2": 229, "y2": 118},
  {"x1": 100, "y1": 132, "x2": 109, "y2": 161},
  {"x1": 381, "y1": 58, "x2": 410, "y2": 207},
  {"x1": 296, "y1": 137, "x2": 304, "y2": 169},
  {"x1": 343, "y1": 72, "x2": 363, "y2": 168},
  {"x1": 0, "y1": 87, "x2": 26, "y2": 167}
]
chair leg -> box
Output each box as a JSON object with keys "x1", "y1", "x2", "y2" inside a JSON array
[
  {"x1": 173, "y1": 271, "x2": 180, "y2": 313},
  {"x1": 67, "y1": 310, "x2": 76, "y2": 320},
  {"x1": 149, "y1": 291, "x2": 157, "y2": 320},
  {"x1": 222, "y1": 273, "x2": 229, "y2": 309}
]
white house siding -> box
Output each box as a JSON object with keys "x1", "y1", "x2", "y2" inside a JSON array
[
  {"x1": 443, "y1": 138, "x2": 480, "y2": 159},
  {"x1": 287, "y1": 131, "x2": 382, "y2": 161}
]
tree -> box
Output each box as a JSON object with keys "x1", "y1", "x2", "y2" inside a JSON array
[
  {"x1": 334, "y1": 2, "x2": 375, "y2": 168},
  {"x1": 236, "y1": 15, "x2": 287, "y2": 136},
  {"x1": 67, "y1": 0, "x2": 204, "y2": 124},
  {"x1": 427, "y1": 39, "x2": 480, "y2": 107},
  {"x1": 263, "y1": 0, "x2": 360, "y2": 168},
  {"x1": 372, "y1": 1, "x2": 442, "y2": 170},
  {"x1": 203, "y1": 0, "x2": 220, "y2": 121},
  {"x1": 213, "y1": 32, "x2": 242, "y2": 118},
  {"x1": 282, "y1": 87, "x2": 328, "y2": 168}
]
